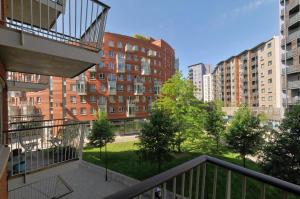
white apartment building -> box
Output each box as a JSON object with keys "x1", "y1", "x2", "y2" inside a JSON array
[
  {"x1": 188, "y1": 63, "x2": 211, "y2": 101},
  {"x1": 203, "y1": 74, "x2": 214, "y2": 102}
]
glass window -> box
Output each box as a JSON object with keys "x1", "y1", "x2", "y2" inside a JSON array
[
  {"x1": 71, "y1": 108, "x2": 77, "y2": 115},
  {"x1": 100, "y1": 84, "x2": 105, "y2": 92},
  {"x1": 267, "y1": 52, "x2": 272, "y2": 57},
  {"x1": 117, "y1": 42, "x2": 123, "y2": 48},
  {"x1": 99, "y1": 61, "x2": 104, "y2": 68},
  {"x1": 118, "y1": 106, "x2": 123, "y2": 112},
  {"x1": 109, "y1": 106, "x2": 115, "y2": 113},
  {"x1": 80, "y1": 108, "x2": 87, "y2": 115},
  {"x1": 108, "y1": 74, "x2": 116, "y2": 81},
  {"x1": 126, "y1": 64, "x2": 131, "y2": 71},
  {"x1": 70, "y1": 84, "x2": 76, "y2": 91},
  {"x1": 90, "y1": 72, "x2": 96, "y2": 80},
  {"x1": 99, "y1": 50, "x2": 104, "y2": 57},
  {"x1": 268, "y1": 79, "x2": 272, "y2": 83},
  {"x1": 89, "y1": 84, "x2": 96, "y2": 92},
  {"x1": 118, "y1": 96, "x2": 123, "y2": 103},
  {"x1": 109, "y1": 96, "x2": 115, "y2": 103},
  {"x1": 117, "y1": 85, "x2": 124, "y2": 91},
  {"x1": 268, "y1": 61, "x2": 272, "y2": 66},
  {"x1": 108, "y1": 40, "x2": 114, "y2": 47},
  {"x1": 127, "y1": 74, "x2": 131, "y2": 81},
  {"x1": 109, "y1": 62, "x2": 114, "y2": 69},
  {"x1": 99, "y1": 73, "x2": 105, "y2": 80},
  {"x1": 90, "y1": 108, "x2": 97, "y2": 115},
  {"x1": 109, "y1": 50, "x2": 114, "y2": 57},
  {"x1": 70, "y1": 96, "x2": 76, "y2": 103},
  {"x1": 118, "y1": 74, "x2": 124, "y2": 81},
  {"x1": 90, "y1": 96, "x2": 96, "y2": 103},
  {"x1": 268, "y1": 69, "x2": 272, "y2": 75},
  {"x1": 80, "y1": 96, "x2": 86, "y2": 103}
]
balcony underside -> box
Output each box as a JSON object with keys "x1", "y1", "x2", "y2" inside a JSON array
[
  {"x1": 0, "y1": 27, "x2": 101, "y2": 78},
  {"x1": 7, "y1": 80, "x2": 48, "y2": 92}
]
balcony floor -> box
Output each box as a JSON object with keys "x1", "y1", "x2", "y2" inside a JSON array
[{"x1": 8, "y1": 160, "x2": 138, "y2": 199}]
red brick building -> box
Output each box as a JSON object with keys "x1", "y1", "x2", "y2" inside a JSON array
[{"x1": 25, "y1": 32, "x2": 176, "y2": 122}]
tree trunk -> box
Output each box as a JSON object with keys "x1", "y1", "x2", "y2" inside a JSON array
[{"x1": 99, "y1": 146, "x2": 102, "y2": 159}]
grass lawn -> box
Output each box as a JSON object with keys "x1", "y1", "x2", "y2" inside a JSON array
[{"x1": 83, "y1": 141, "x2": 300, "y2": 199}]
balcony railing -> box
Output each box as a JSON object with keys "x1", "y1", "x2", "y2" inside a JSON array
[
  {"x1": 7, "y1": 72, "x2": 48, "y2": 84},
  {"x1": 4, "y1": 120, "x2": 88, "y2": 177},
  {"x1": 2, "y1": 0, "x2": 110, "y2": 51},
  {"x1": 8, "y1": 114, "x2": 44, "y2": 123},
  {"x1": 289, "y1": 12, "x2": 300, "y2": 27},
  {"x1": 104, "y1": 155, "x2": 300, "y2": 199},
  {"x1": 288, "y1": 80, "x2": 300, "y2": 89},
  {"x1": 289, "y1": 0, "x2": 300, "y2": 11}
]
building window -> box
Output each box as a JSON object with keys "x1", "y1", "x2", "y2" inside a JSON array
[
  {"x1": 108, "y1": 40, "x2": 114, "y2": 47},
  {"x1": 118, "y1": 96, "x2": 123, "y2": 103},
  {"x1": 117, "y1": 85, "x2": 124, "y2": 91},
  {"x1": 141, "y1": 47, "x2": 145, "y2": 53},
  {"x1": 37, "y1": 97, "x2": 41, "y2": 104},
  {"x1": 127, "y1": 85, "x2": 132, "y2": 92},
  {"x1": 100, "y1": 84, "x2": 105, "y2": 92},
  {"x1": 90, "y1": 72, "x2": 96, "y2": 80},
  {"x1": 135, "y1": 65, "x2": 139, "y2": 71},
  {"x1": 118, "y1": 106, "x2": 124, "y2": 112},
  {"x1": 89, "y1": 84, "x2": 96, "y2": 92},
  {"x1": 109, "y1": 50, "x2": 114, "y2": 57},
  {"x1": 109, "y1": 96, "x2": 115, "y2": 103},
  {"x1": 262, "y1": 97, "x2": 265, "y2": 101},
  {"x1": 80, "y1": 96, "x2": 86, "y2": 103},
  {"x1": 90, "y1": 108, "x2": 97, "y2": 115},
  {"x1": 268, "y1": 96, "x2": 272, "y2": 101},
  {"x1": 99, "y1": 73, "x2": 105, "y2": 80},
  {"x1": 268, "y1": 61, "x2": 272, "y2": 66},
  {"x1": 126, "y1": 64, "x2": 131, "y2": 71},
  {"x1": 267, "y1": 52, "x2": 272, "y2": 57},
  {"x1": 90, "y1": 96, "x2": 96, "y2": 103},
  {"x1": 126, "y1": 54, "x2": 132, "y2": 61},
  {"x1": 70, "y1": 84, "x2": 76, "y2": 91},
  {"x1": 268, "y1": 79, "x2": 272, "y2": 83},
  {"x1": 70, "y1": 96, "x2": 76, "y2": 103},
  {"x1": 117, "y1": 42, "x2": 123, "y2": 48},
  {"x1": 99, "y1": 50, "x2": 104, "y2": 57},
  {"x1": 109, "y1": 62, "x2": 114, "y2": 69},
  {"x1": 268, "y1": 69, "x2": 272, "y2": 75},
  {"x1": 80, "y1": 108, "x2": 87, "y2": 115},
  {"x1": 71, "y1": 108, "x2": 77, "y2": 115},
  {"x1": 267, "y1": 43, "x2": 272, "y2": 48},
  {"x1": 127, "y1": 74, "x2": 132, "y2": 81},
  {"x1": 118, "y1": 74, "x2": 124, "y2": 81},
  {"x1": 109, "y1": 106, "x2": 115, "y2": 113},
  {"x1": 99, "y1": 96, "x2": 106, "y2": 104},
  {"x1": 261, "y1": 88, "x2": 265, "y2": 93},
  {"x1": 108, "y1": 74, "x2": 115, "y2": 81},
  {"x1": 99, "y1": 61, "x2": 104, "y2": 68}
]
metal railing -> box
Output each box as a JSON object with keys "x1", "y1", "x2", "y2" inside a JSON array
[
  {"x1": 8, "y1": 175, "x2": 73, "y2": 199},
  {"x1": 8, "y1": 114, "x2": 45, "y2": 123},
  {"x1": 4, "y1": 120, "x2": 88, "y2": 177},
  {"x1": 104, "y1": 155, "x2": 300, "y2": 199},
  {"x1": 7, "y1": 72, "x2": 49, "y2": 84},
  {"x1": 2, "y1": 0, "x2": 110, "y2": 51}
]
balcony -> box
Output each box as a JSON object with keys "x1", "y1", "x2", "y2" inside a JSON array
[
  {"x1": 289, "y1": 0, "x2": 300, "y2": 11},
  {"x1": 147, "y1": 49, "x2": 157, "y2": 57},
  {"x1": 4, "y1": 120, "x2": 87, "y2": 177},
  {"x1": 107, "y1": 80, "x2": 117, "y2": 95},
  {"x1": 283, "y1": 96, "x2": 300, "y2": 105},
  {"x1": 288, "y1": 80, "x2": 300, "y2": 89},
  {"x1": 286, "y1": 65, "x2": 300, "y2": 74},
  {"x1": 104, "y1": 155, "x2": 300, "y2": 199},
  {"x1": 289, "y1": 13, "x2": 300, "y2": 27},
  {"x1": 281, "y1": 51, "x2": 293, "y2": 60},
  {"x1": 0, "y1": 0, "x2": 109, "y2": 78},
  {"x1": 287, "y1": 31, "x2": 300, "y2": 43},
  {"x1": 98, "y1": 98, "x2": 107, "y2": 112},
  {"x1": 76, "y1": 80, "x2": 87, "y2": 95},
  {"x1": 6, "y1": 72, "x2": 49, "y2": 92},
  {"x1": 126, "y1": 100, "x2": 135, "y2": 118},
  {"x1": 116, "y1": 53, "x2": 125, "y2": 73},
  {"x1": 141, "y1": 57, "x2": 151, "y2": 75}
]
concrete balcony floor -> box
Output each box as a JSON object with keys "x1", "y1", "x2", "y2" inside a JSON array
[{"x1": 8, "y1": 160, "x2": 137, "y2": 199}]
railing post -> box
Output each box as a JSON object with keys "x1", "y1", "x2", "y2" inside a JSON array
[
  {"x1": 188, "y1": 169, "x2": 193, "y2": 199},
  {"x1": 212, "y1": 166, "x2": 218, "y2": 199},
  {"x1": 195, "y1": 165, "x2": 200, "y2": 199},
  {"x1": 181, "y1": 172, "x2": 185, "y2": 198},
  {"x1": 242, "y1": 176, "x2": 247, "y2": 199},
  {"x1": 78, "y1": 124, "x2": 85, "y2": 160},
  {"x1": 261, "y1": 183, "x2": 266, "y2": 199},
  {"x1": 201, "y1": 163, "x2": 206, "y2": 199},
  {"x1": 225, "y1": 170, "x2": 231, "y2": 199},
  {"x1": 172, "y1": 177, "x2": 176, "y2": 199}
]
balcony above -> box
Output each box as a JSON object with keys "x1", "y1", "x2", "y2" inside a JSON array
[
  {"x1": 0, "y1": 0, "x2": 110, "y2": 78},
  {"x1": 7, "y1": 71, "x2": 49, "y2": 92}
]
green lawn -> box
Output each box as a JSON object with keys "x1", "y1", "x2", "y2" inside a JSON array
[{"x1": 83, "y1": 141, "x2": 299, "y2": 199}]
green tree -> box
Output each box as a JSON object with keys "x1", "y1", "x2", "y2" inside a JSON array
[
  {"x1": 226, "y1": 106, "x2": 265, "y2": 167},
  {"x1": 137, "y1": 108, "x2": 178, "y2": 173},
  {"x1": 88, "y1": 111, "x2": 115, "y2": 158},
  {"x1": 205, "y1": 100, "x2": 226, "y2": 151},
  {"x1": 261, "y1": 105, "x2": 300, "y2": 184},
  {"x1": 156, "y1": 72, "x2": 206, "y2": 152}
]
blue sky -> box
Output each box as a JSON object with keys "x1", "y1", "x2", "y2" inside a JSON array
[{"x1": 101, "y1": 0, "x2": 279, "y2": 77}]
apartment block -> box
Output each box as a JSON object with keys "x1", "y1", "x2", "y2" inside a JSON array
[
  {"x1": 23, "y1": 32, "x2": 176, "y2": 122},
  {"x1": 188, "y1": 63, "x2": 211, "y2": 101},
  {"x1": 203, "y1": 74, "x2": 214, "y2": 102},
  {"x1": 280, "y1": 0, "x2": 300, "y2": 106},
  {"x1": 212, "y1": 37, "x2": 282, "y2": 121}
]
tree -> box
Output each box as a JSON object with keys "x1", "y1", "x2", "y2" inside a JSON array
[
  {"x1": 137, "y1": 108, "x2": 178, "y2": 173},
  {"x1": 88, "y1": 111, "x2": 115, "y2": 159},
  {"x1": 156, "y1": 72, "x2": 206, "y2": 152},
  {"x1": 225, "y1": 106, "x2": 265, "y2": 167},
  {"x1": 261, "y1": 105, "x2": 300, "y2": 184},
  {"x1": 205, "y1": 100, "x2": 226, "y2": 151}
]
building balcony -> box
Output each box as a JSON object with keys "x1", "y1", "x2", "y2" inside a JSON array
[
  {"x1": 0, "y1": 0, "x2": 109, "y2": 78},
  {"x1": 288, "y1": 31, "x2": 300, "y2": 43},
  {"x1": 289, "y1": 0, "x2": 300, "y2": 11},
  {"x1": 104, "y1": 155, "x2": 300, "y2": 199},
  {"x1": 107, "y1": 80, "x2": 117, "y2": 95},
  {"x1": 116, "y1": 53, "x2": 125, "y2": 73},
  {"x1": 288, "y1": 80, "x2": 300, "y2": 89},
  {"x1": 286, "y1": 65, "x2": 300, "y2": 74},
  {"x1": 6, "y1": 71, "x2": 49, "y2": 92},
  {"x1": 76, "y1": 80, "x2": 87, "y2": 95},
  {"x1": 281, "y1": 51, "x2": 293, "y2": 60},
  {"x1": 289, "y1": 12, "x2": 300, "y2": 27},
  {"x1": 126, "y1": 100, "x2": 135, "y2": 118}
]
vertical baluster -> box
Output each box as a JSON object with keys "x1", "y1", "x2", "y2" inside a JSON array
[
  {"x1": 10, "y1": 132, "x2": 13, "y2": 176},
  {"x1": 11, "y1": 0, "x2": 14, "y2": 23},
  {"x1": 261, "y1": 183, "x2": 266, "y2": 199},
  {"x1": 201, "y1": 163, "x2": 206, "y2": 199},
  {"x1": 30, "y1": 0, "x2": 33, "y2": 27},
  {"x1": 47, "y1": 0, "x2": 49, "y2": 38},
  {"x1": 225, "y1": 170, "x2": 231, "y2": 199},
  {"x1": 195, "y1": 165, "x2": 200, "y2": 199},
  {"x1": 212, "y1": 166, "x2": 218, "y2": 199},
  {"x1": 21, "y1": 0, "x2": 23, "y2": 31},
  {"x1": 151, "y1": 188, "x2": 155, "y2": 199},
  {"x1": 68, "y1": 0, "x2": 71, "y2": 40},
  {"x1": 85, "y1": 0, "x2": 88, "y2": 35},
  {"x1": 181, "y1": 172, "x2": 185, "y2": 198},
  {"x1": 163, "y1": 182, "x2": 167, "y2": 199},
  {"x1": 39, "y1": 0, "x2": 41, "y2": 32},
  {"x1": 92, "y1": 5, "x2": 99, "y2": 43},
  {"x1": 80, "y1": 0, "x2": 83, "y2": 38},
  {"x1": 36, "y1": 127, "x2": 39, "y2": 170},
  {"x1": 283, "y1": 191, "x2": 288, "y2": 199},
  {"x1": 75, "y1": 0, "x2": 77, "y2": 39},
  {"x1": 55, "y1": 0, "x2": 58, "y2": 40},
  {"x1": 172, "y1": 177, "x2": 176, "y2": 199},
  {"x1": 242, "y1": 176, "x2": 247, "y2": 199},
  {"x1": 188, "y1": 169, "x2": 193, "y2": 199},
  {"x1": 138, "y1": 195, "x2": 142, "y2": 199}
]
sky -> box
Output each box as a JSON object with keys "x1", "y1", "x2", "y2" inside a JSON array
[{"x1": 101, "y1": 0, "x2": 279, "y2": 77}]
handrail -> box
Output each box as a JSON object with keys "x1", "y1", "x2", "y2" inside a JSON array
[
  {"x1": 8, "y1": 118, "x2": 66, "y2": 125},
  {"x1": 104, "y1": 155, "x2": 300, "y2": 199}
]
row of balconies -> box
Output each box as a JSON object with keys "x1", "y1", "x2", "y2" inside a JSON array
[
  {"x1": 289, "y1": 0, "x2": 300, "y2": 11},
  {"x1": 289, "y1": 12, "x2": 300, "y2": 27}
]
